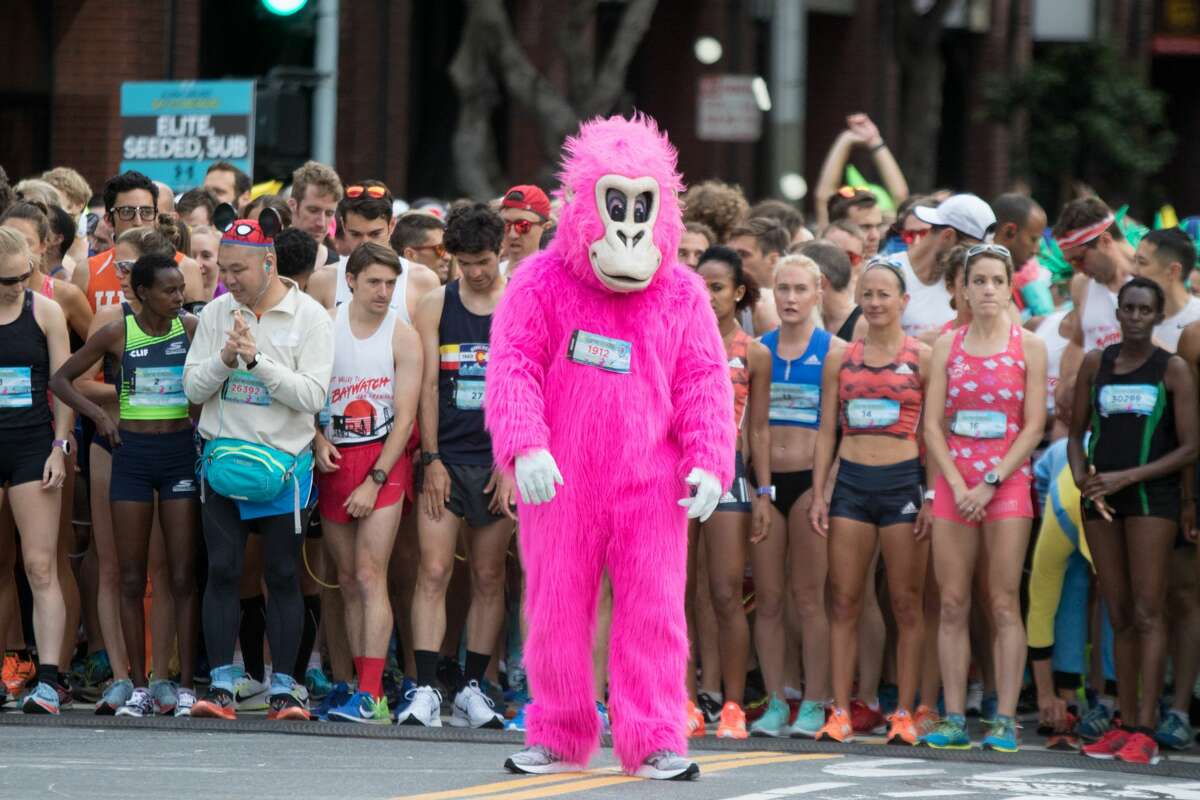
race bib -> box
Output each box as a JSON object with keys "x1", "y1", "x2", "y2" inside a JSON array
[
  {"x1": 129, "y1": 366, "x2": 186, "y2": 407},
  {"x1": 567, "y1": 330, "x2": 632, "y2": 374},
  {"x1": 951, "y1": 409, "x2": 1007, "y2": 439},
  {"x1": 845, "y1": 398, "x2": 900, "y2": 429},
  {"x1": 453, "y1": 378, "x2": 486, "y2": 411},
  {"x1": 769, "y1": 382, "x2": 819, "y2": 425},
  {"x1": 0, "y1": 367, "x2": 32, "y2": 408},
  {"x1": 1098, "y1": 384, "x2": 1159, "y2": 417},
  {"x1": 221, "y1": 370, "x2": 271, "y2": 406}
]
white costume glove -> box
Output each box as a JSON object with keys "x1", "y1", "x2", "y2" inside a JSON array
[
  {"x1": 678, "y1": 468, "x2": 722, "y2": 522},
  {"x1": 515, "y1": 449, "x2": 564, "y2": 505}
]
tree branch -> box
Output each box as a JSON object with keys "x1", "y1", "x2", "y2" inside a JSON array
[
  {"x1": 583, "y1": 0, "x2": 658, "y2": 118},
  {"x1": 564, "y1": 0, "x2": 598, "y2": 109},
  {"x1": 449, "y1": 9, "x2": 504, "y2": 197}
]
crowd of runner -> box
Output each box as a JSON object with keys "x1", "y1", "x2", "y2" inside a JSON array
[{"x1": 2, "y1": 111, "x2": 1200, "y2": 768}]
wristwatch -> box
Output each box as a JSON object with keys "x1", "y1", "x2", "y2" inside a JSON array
[
  {"x1": 421, "y1": 452, "x2": 442, "y2": 466},
  {"x1": 924, "y1": 489, "x2": 936, "y2": 501},
  {"x1": 245, "y1": 355, "x2": 259, "y2": 370},
  {"x1": 52, "y1": 439, "x2": 72, "y2": 456},
  {"x1": 756, "y1": 485, "x2": 776, "y2": 502},
  {"x1": 983, "y1": 471, "x2": 1001, "y2": 486},
  {"x1": 369, "y1": 468, "x2": 388, "y2": 485}
]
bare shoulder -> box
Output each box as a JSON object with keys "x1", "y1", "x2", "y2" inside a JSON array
[
  {"x1": 1019, "y1": 327, "x2": 1048, "y2": 356},
  {"x1": 407, "y1": 262, "x2": 440, "y2": 294}
]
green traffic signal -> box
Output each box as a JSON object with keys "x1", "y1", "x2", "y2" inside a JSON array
[{"x1": 261, "y1": 0, "x2": 308, "y2": 15}]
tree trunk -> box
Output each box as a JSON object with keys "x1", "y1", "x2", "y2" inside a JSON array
[
  {"x1": 895, "y1": 0, "x2": 955, "y2": 193},
  {"x1": 449, "y1": 9, "x2": 504, "y2": 198}
]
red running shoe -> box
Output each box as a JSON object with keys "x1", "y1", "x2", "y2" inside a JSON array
[
  {"x1": 850, "y1": 699, "x2": 886, "y2": 735},
  {"x1": 1082, "y1": 727, "x2": 1129, "y2": 760},
  {"x1": 1114, "y1": 731, "x2": 1162, "y2": 765}
]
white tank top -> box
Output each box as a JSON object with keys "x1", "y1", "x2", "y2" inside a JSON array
[
  {"x1": 324, "y1": 303, "x2": 396, "y2": 446},
  {"x1": 896, "y1": 251, "x2": 955, "y2": 339},
  {"x1": 1153, "y1": 295, "x2": 1200, "y2": 352},
  {"x1": 1081, "y1": 278, "x2": 1122, "y2": 352},
  {"x1": 1037, "y1": 307, "x2": 1070, "y2": 413},
  {"x1": 333, "y1": 254, "x2": 412, "y2": 324}
]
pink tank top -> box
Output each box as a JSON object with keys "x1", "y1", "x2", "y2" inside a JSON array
[{"x1": 944, "y1": 323, "x2": 1031, "y2": 487}]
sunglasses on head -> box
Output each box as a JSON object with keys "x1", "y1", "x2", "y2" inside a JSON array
[
  {"x1": 505, "y1": 219, "x2": 537, "y2": 236},
  {"x1": 346, "y1": 185, "x2": 387, "y2": 199},
  {"x1": 112, "y1": 206, "x2": 157, "y2": 222},
  {"x1": 411, "y1": 243, "x2": 447, "y2": 258},
  {"x1": 964, "y1": 243, "x2": 1012, "y2": 264},
  {"x1": 0, "y1": 269, "x2": 33, "y2": 287}
]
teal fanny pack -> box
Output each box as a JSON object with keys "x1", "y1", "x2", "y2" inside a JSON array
[{"x1": 200, "y1": 438, "x2": 313, "y2": 532}]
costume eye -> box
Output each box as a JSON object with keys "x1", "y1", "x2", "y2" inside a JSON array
[
  {"x1": 633, "y1": 192, "x2": 653, "y2": 224},
  {"x1": 605, "y1": 189, "x2": 627, "y2": 222}
]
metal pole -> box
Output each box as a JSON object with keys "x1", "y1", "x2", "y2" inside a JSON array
[
  {"x1": 770, "y1": 0, "x2": 805, "y2": 199},
  {"x1": 312, "y1": 0, "x2": 339, "y2": 166}
]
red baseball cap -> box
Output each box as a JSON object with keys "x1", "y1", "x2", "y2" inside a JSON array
[{"x1": 501, "y1": 185, "x2": 551, "y2": 220}]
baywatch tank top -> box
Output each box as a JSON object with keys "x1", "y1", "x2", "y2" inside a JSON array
[
  {"x1": 762, "y1": 327, "x2": 831, "y2": 429},
  {"x1": 437, "y1": 281, "x2": 493, "y2": 465},
  {"x1": 325, "y1": 304, "x2": 397, "y2": 446},
  {"x1": 837, "y1": 336, "x2": 923, "y2": 440}
]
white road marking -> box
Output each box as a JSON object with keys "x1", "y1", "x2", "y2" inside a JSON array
[
  {"x1": 823, "y1": 758, "x2": 945, "y2": 778},
  {"x1": 882, "y1": 791, "x2": 976, "y2": 798},
  {"x1": 719, "y1": 782, "x2": 858, "y2": 800}
]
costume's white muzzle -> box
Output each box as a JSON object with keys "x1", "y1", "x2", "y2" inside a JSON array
[{"x1": 589, "y1": 174, "x2": 662, "y2": 293}]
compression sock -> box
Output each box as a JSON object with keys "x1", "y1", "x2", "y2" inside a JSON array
[
  {"x1": 359, "y1": 657, "x2": 385, "y2": 700},
  {"x1": 464, "y1": 650, "x2": 491, "y2": 685},
  {"x1": 415, "y1": 650, "x2": 439, "y2": 688}
]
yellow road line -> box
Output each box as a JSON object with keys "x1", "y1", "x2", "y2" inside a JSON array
[{"x1": 391, "y1": 752, "x2": 841, "y2": 800}]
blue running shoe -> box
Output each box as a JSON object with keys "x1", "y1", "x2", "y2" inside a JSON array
[
  {"x1": 305, "y1": 667, "x2": 334, "y2": 701},
  {"x1": 921, "y1": 714, "x2": 970, "y2": 749},
  {"x1": 1076, "y1": 703, "x2": 1113, "y2": 742},
  {"x1": 980, "y1": 693, "x2": 999, "y2": 725},
  {"x1": 789, "y1": 699, "x2": 826, "y2": 738},
  {"x1": 22, "y1": 682, "x2": 61, "y2": 715},
  {"x1": 1155, "y1": 709, "x2": 1195, "y2": 750},
  {"x1": 314, "y1": 681, "x2": 353, "y2": 721},
  {"x1": 327, "y1": 690, "x2": 390, "y2": 725},
  {"x1": 749, "y1": 694, "x2": 789, "y2": 737},
  {"x1": 505, "y1": 703, "x2": 528, "y2": 732},
  {"x1": 597, "y1": 701, "x2": 611, "y2": 735},
  {"x1": 982, "y1": 714, "x2": 1019, "y2": 752}
]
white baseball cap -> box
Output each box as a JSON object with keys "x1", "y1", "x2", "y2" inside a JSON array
[{"x1": 913, "y1": 194, "x2": 996, "y2": 242}]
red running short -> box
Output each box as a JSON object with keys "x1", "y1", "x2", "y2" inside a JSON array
[{"x1": 317, "y1": 439, "x2": 413, "y2": 524}]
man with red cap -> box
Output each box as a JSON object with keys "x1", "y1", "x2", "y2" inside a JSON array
[
  {"x1": 499, "y1": 185, "x2": 553, "y2": 273},
  {"x1": 183, "y1": 209, "x2": 334, "y2": 722}
]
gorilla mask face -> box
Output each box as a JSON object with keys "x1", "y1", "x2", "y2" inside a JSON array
[{"x1": 588, "y1": 174, "x2": 662, "y2": 293}]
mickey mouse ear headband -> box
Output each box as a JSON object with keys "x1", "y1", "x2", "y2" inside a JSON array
[{"x1": 214, "y1": 202, "x2": 281, "y2": 247}]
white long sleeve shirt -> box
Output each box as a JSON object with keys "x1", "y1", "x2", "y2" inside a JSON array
[{"x1": 183, "y1": 278, "x2": 333, "y2": 456}]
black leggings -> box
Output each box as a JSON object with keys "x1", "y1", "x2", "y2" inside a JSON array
[{"x1": 201, "y1": 484, "x2": 313, "y2": 680}]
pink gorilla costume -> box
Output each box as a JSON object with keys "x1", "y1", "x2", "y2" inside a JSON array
[{"x1": 485, "y1": 114, "x2": 735, "y2": 773}]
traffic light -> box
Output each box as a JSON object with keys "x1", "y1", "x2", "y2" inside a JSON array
[{"x1": 261, "y1": 0, "x2": 307, "y2": 16}]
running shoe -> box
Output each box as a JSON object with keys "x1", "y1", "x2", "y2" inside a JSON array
[
  {"x1": 965, "y1": 681, "x2": 983, "y2": 717},
  {"x1": 191, "y1": 665, "x2": 239, "y2": 720},
  {"x1": 633, "y1": 750, "x2": 699, "y2": 781},
  {"x1": 80, "y1": 650, "x2": 113, "y2": 687},
  {"x1": 1082, "y1": 727, "x2": 1129, "y2": 760},
  {"x1": 886, "y1": 709, "x2": 919, "y2": 746},
  {"x1": 749, "y1": 694, "x2": 788, "y2": 737},
  {"x1": 313, "y1": 681, "x2": 353, "y2": 721},
  {"x1": 789, "y1": 699, "x2": 827, "y2": 738},
  {"x1": 1076, "y1": 702, "x2": 1114, "y2": 742},
  {"x1": 95, "y1": 678, "x2": 134, "y2": 715},
  {"x1": 437, "y1": 656, "x2": 464, "y2": 696},
  {"x1": 21, "y1": 682, "x2": 60, "y2": 715},
  {"x1": 716, "y1": 701, "x2": 749, "y2": 739},
  {"x1": 505, "y1": 703, "x2": 527, "y2": 732},
  {"x1": 597, "y1": 701, "x2": 611, "y2": 736},
  {"x1": 815, "y1": 706, "x2": 854, "y2": 743},
  {"x1": 115, "y1": 687, "x2": 158, "y2": 718},
  {"x1": 395, "y1": 684, "x2": 442, "y2": 727},
  {"x1": 267, "y1": 674, "x2": 311, "y2": 721},
  {"x1": 450, "y1": 680, "x2": 504, "y2": 729},
  {"x1": 1044, "y1": 710, "x2": 1080, "y2": 751},
  {"x1": 1155, "y1": 709, "x2": 1195, "y2": 750},
  {"x1": 149, "y1": 679, "x2": 178, "y2": 715},
  {"x1": 234, "y1": 673, "x2": 269, "y2": 712},
  {"x1": 981, "y1": 714, "x2": 1020, "y2": 752},
  {"x1": 697, "y1": 690, "x2": 722, "y2": 724},
  {"x1": 1114, "y1": 731, "x2": 1162, "y2": 765},
  {"x1": 327, "y1": 690, "x2": 390, "y2": 725},
  {"x1": 686, "y1": 700, "x2": 705, "y2": 738},
  {"x1": 914, "y1": 705, "x2": 939, "y2": 738},
  {"x1": 980, "y1": 692, "x2": 999, "y2": 725},
  {"x1": 2, "y1": 652, "x2": 35, "y2": 695},
  {"x1": 505, "y1": 745, "x2": 580, "y2": 775},
  {"x1": 305, "y1": 666, "x2": 334, "y2": 701},
  {"x1": 850, "y1": 699, "x2": 886, "y2": 735},
  {"x1": 175, "y1": 688, "x2": 196, "y2": 717},
  {"x1": 53, "y1": 680, "x2": 72, "y2": 710},
  {"x1": 921, "y1": 714, "x2": 970, "y2": 749}
]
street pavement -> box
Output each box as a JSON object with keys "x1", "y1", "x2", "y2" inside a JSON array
[{"x1": 1, "y1": 713, "x2": 1198, "y2": 800}]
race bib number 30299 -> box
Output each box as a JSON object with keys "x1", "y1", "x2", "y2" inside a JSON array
[
  {"x1": 567, "y1": 330, "x2": 632, "y2": 374},
  {"x1": 1098, "y1": 384, "x2": 1159, "y2": 417}
]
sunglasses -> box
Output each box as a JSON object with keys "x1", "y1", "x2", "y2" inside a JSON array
[
  {"x1": 115, "y1": 259, "x2": 136, "y2": 274},
  {"x1": 112, "y1": 206, "x2": 157, "y2": 222},
  {"x1": 964, "y1": 243, "x2": 1012, "y2": 264},
  {"x1": 900, "y1": 228, "x2": 931, "y2": 246},
  {"x1": 411, "y1": 243, "x2": 447, "y2": 258},
  {"x1": 0, "y1": 270, "x2": 32, "y2": 287},
  {"x1": 505, "y1": 219, "x2": 537, "y2": 236},
  {"x1": 346, "y1": 185, "x2": 387, "y2": 199},
  {"x1": 845, "y1": 250, "x2": 863, "y2": 267}
]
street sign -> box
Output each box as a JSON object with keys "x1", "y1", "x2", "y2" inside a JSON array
[
  {"x1": 697, "y1": 75, "x2": 762, "y2": 143},
  {"x1": 120, "y1": 80, "x2": 255, "y2": 191}
]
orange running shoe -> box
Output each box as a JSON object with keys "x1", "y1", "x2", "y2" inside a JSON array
[
  {"x1": 914, "y1": 705, "x2": 939, "y2": 738},
  {"x1": 686, "y1": 700, "x2": 706, "y2": 738},
  {"x1": 886, "y1": 709, "x2": 918, "y2": 746},
  {"x1": 2, "y1": 652, "x2": 35, "y2": 695},
  {"x1": 190, "y1": 686, "x2": 237, "y2": 720},
  {"x1": 815, "y1": 706, "x2": 855, "y2": 743},
  {"x1": 716, "y1": 701, "x2": 749, "y2": 739}
]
